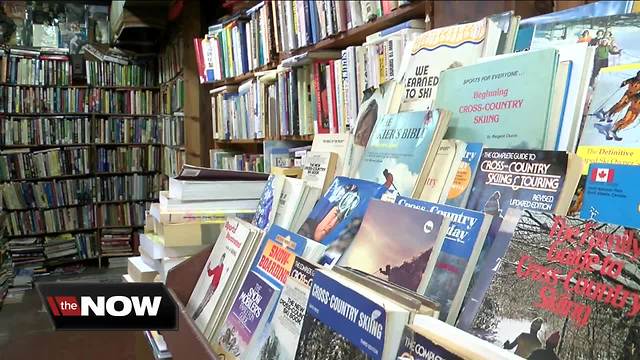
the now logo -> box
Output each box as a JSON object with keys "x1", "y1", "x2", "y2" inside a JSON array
[{"x1": 38, "y1": 283, "x2": 177, "y2": 330}]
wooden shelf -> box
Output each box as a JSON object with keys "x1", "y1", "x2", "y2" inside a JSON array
[
  {"x1": 1, "y1": 143, "x2": 94, "y2": 149},
  {"x1": 99, "y1": 225, "x2": 144, "y2": 229},
  {"x1": 0, "y1": 173, "x2": 93, "y2": 183},
  {"x1": 95, "y1": 199, "x2": 158, "y2": 205},
  {"x1": 88, "y1": 85, "x2": 160, "y2": 90},
  {"x1": 202, "y1": 62, "x2": 278, "y2": 88},
  {"x1": 4, "y1": 203, "x2": 93, "y2": 212},
  {"x1": 3, "y1": 112, "x2": 159, "y2": 117},
  {"x1": 95, "y1": 171, "x2": 160, "y2": 176},
  {"x1": 159, "y1": 71, "x2": 184, "y2": 86},
  {"x1": 44, "y1": 256, "x2": 99, "y2": 268},
  {"x1": 101, "y1": 252, "x2": 138, "y2": 258},
  {"x1": 0, "y1": 83, "x2": 87, "y2": 88},
  {"x1": 7, "y1": 228, "x2": 98, "y2": 239},
  {"x1": 214, "y1": 134, "x2": 314, "y2": 146}
]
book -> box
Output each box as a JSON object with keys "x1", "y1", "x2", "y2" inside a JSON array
[
  {"x1": 394, "y1": 196, "x2": 491, "y2": 324},
  {"x1": 417, "y1": 139, "x2": 467, "y2": 203},
  {"x1": 212, "y1": 271, "x2": 280, "y2": 360},
  {"x1": 301, "y1": 151, "x2": 338, "y2": 193},
  {"x1": 445, "y1": 142, "x2": 484, "y2": 208},
  {"x1": 469, "y1": 210, "x2": 640, "y2": 360},
  {"x1": 185, "y1": 218, "x2": 261, "y2": 333},
  {"x1": 148, "y1": 203, "x2": 254, "y2": 224},
  {"x1": 397, "y1": 320, "x2": 521, "y2": 360},
  {"x1": 127, "y1": 256, "x2": 158, "y2": 282},
  {"x1": 435, "y1": 48, "x2": 559, "y2": 149},
  {"x1": 297, "y1": 177, "x2": 388, "y2": 266},
  {"x1": 273, "y1": 178, "x2": 308, "y2": 229},
  {"x1": 577, "y1": 64, "x2": 640, "y2": 172},
  {"x1": 168, "y1": 177, "x2": 267, "y2": 201},
  {"x1": 310, "y1": 133, "x2": 353, "y2": 177},
  {"x1": 295, "y1": 269, "x2": 411, "y2": 360},
  {"x1": 255, "y1": 257, "x2": 319, "y2": 360},
  {"x1": 580, "y1": 163, "x2": 640, "y2": 228},
  {"x1": 338, "y1": 199, "x2": 449, "y2": 292},
  {"x1": 159, "y1": 191, "x2": 259, "y2": 212},
  {"x1": 138, "y1": 233, "x2": 209, "y2": 259},
  {"x1": 355, "y1": 109, "x2": 450, "y2": 198},
  {"x1": 252, "y1": 174, "x2": 286, "y2": 230}
]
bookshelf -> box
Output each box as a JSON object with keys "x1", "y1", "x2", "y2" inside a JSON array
[{"x1": 0, "y1": 48, "x2": 185, "y2": 271}]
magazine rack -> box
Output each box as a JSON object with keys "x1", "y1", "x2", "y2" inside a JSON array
[{"x1": 161, "y1": 245, "x2": 218, "y2": 360}]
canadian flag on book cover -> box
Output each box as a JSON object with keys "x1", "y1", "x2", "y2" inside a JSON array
[{"x1": 590, "y1": 167, "x2": 614, "y2": 183}]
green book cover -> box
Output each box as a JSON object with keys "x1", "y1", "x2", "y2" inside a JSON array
[{"x1": 436, "y1": 48, "x2": 558, "y2": 149}]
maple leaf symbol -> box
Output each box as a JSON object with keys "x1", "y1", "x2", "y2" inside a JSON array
[{"x1": 598, "y1": 170, "x2": 607, "y2": 179}]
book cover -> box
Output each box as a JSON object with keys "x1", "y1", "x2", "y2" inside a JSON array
[
  {"x1": 577, "y1": 64, "x2": 640, "y2": 172},
  {"x1": 255, "y1": 257, "x2": 319, "y2": 360},
  {"x1": 273, "y1": 178, "x2": 307, "y2": 230},
  {"x1": 186, "y1": 218, "x2": 255, "y2": 332},
  {"x1": 297, "y1": 176, "x2": 387, "y2": 266},
  {"x1": 436, "y1": 48, "x2": 558, "y2": 149},
  {"x1": 396, "y1": 324, "x2": 463, "y2": 360},
  {"x1": 418, "y1": 139, "x2": 466, "y2": 202},
  {"x1": 469, "y1": 210, "x2": 640, "y2": 360},
  {"x1": 213, "y1": 271, "x2": 280, "y2": 360},
  {"x1": 295, "y1": 270, "x2": 388, "y2": 360},
  {"x1": 445, "y1": 142, "x2": 484, "y2": 208},
  {"x1": 395, "y1": 196, "x2": 490, "y2": 324},
  {"x1": 399, "y1": 18, "x2": 488, "y2": 111},
  {"x1": 311, "y1": 133, "x2": 353, "y2": 177},
  {"x1": 253, "y1": 175, "x2": 285, "y2": 230},
  {"x1": 338, "y1": 199, "x2": 448, "y2": 292},
  {"x1": 354, "y1": 110, "x2": 443, "y2": 197},
  {"x1": 581, "y1": 163, "x2": 640, "y2": 228},
  {"x1": 301, "y1": 151, "x2": 337, "y2": 193}
]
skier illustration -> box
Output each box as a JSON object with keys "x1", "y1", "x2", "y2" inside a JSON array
[
  {"x1": 593, "y1": 71, "x2": 640, "y2": 141},
  {"x1": 192, "y1": 253, "x2": 226, "y2": 320}
]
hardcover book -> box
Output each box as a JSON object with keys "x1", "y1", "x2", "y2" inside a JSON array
[
  {"x1": 212, "y1": 271, "x2": 280, "y2": 360},
  {"x1": 435, "y1": 48, "x2": 558, "y2": 149},
  {"x1": 253, "y1": 174, "x2": 285, "y2": 230},
  {"x1": 338, "y1": 199, "x2": 449, "y2": 292},
  {"x1": 395, "y1": 196, "x2": 491, "y2": 324},
  {"x1": 580, "y1": 163, "x2": 640, "y2": 228},
  {"x1": 445, "y1": 142, "x2": 484, "y2": 208},
  {"x1": 297, "y1": 176, "x2": 387, "y2": 266},
  {"x1": 255, "y1": 257, "x2": 319, "y2": 360},
  {"x1": 186, "y1": 217, "x2": 258, "y2": 332},
  {"x1": 469, "y1": 210, "x2": 640, "y2": 360},
  {"x1": 354, "y1": 109, "x2": 449, "y2": 198}
]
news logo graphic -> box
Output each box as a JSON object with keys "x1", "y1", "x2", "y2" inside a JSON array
[{"x1": 37, "y1": 282, "x2": 177, "y2": 330}]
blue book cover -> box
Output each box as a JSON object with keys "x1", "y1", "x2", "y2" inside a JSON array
[
  {"x1": 436, "y1": 48, "x2": 558, "y2": 149},
  {"x1": 581, "y1": 163, "x2": 640, "y2": 228},
  {"x1": 308, "y1": 0, "x2": 319, "y2": 44},
  {"x1": 252, "y1": 175, "x2": 285, "y2": 230},
  {"x1": 337, "y1": 199, "x2": 448, "y2": 292},
  {"x1": 355, "y1": 110, "x2": 444, "y2": 197},
  {"x1": 297, "y1": 176, "x2": 387, "y2": 266},
  {"x1": 395, "y1": 196, "x2": 490, "y2": 324},
  {"x1": 445, "y1": 142, "x2": 484, "y2": 208},
  {"x1": 295, "y1": 270, "x2": 388, "y2": 360}
]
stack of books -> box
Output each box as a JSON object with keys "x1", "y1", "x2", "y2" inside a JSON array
[{"x1": 100, "y1": 228, "x2": 135, "y2": 256}]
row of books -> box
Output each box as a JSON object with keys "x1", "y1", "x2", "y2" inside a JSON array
[
  {"x1": 209, "y1": 150, "x2": 265, "y2": 172},
  {"x1": 93, "y1": 117, "x2": 168, "y2": 144},
  {"x1": 159, "y1": 78, "x2": 184, "y2": 115},
  {"x1": 2, "y1": 86, "x2": 158, "y2": 114},
  {"x1": 100, "y1": 228, "x2": 136, "y2": 255},
  {"x1": 0, "y1": 48, "x2": 71, "y2": 85},
  {"x1": 6, "y1": 205, "x2": 94, "y2": 236},
  {"x1": 160, "y1": 115, "x2": 184, "y2": 147},
  {"x1": 95, "y1": 174, "x2": 163, "y2": 202},
  {"x1": 44, "y1": 233, "x2": 98, "y2": 260},
  {"x1": 96, "y1": 146, "x2": 163, "y2": 173},
  {"x1": 0, "y1": 147, "x2": 90, "y2": 181},
  {"x1": 98, "y1": 203, "x2": 148, "y2": 227},
  {"x1": 85, "y1": 60, "x2": 156, "y2": 87},
  {"x1": 158, "y1": 35, "x2": 184, "y2": 84},
  {"x1": 162, "y1": 146, "x2": 186, "y2": 178},
  {"x1": 2, "y1": 178, "x2": 94, "y2": 210},
  {"x1": 0, "y1": 116, "x2": 91, "y2": 146}
]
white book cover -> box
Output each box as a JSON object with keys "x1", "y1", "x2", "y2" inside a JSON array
[
  {"x1": 311, "y1": 133, "x2": 353, "y2": 177},
  {"x1": 301, "y1": 151, "x2": 336, "y2": 192},
  {"x1": 273, "y1": 177, "x2": 307, "y2": 230},
  {"x1": 185, "y1": 218, "x2": 256, "y2": 332},
  {"x1": 418, "y1": 139, "x2": 465, "y2": 203}
]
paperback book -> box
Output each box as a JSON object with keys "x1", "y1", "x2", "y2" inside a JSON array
[
  {"x1": 253, "y1": 174, "x2": 285, "y2": 230},
  {"x1": 445, "y1": 142, "x2": 484, "y2": 208}
]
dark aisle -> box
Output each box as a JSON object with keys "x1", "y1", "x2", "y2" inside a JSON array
[{"x1": 0, "y1": 267, "x2": 153, "y2": 360}]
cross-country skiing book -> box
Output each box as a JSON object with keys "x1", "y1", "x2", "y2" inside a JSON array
[
  {"x1": 395, "y1": 196, "x2": 491, "y2": 324},
  {"x1": 417, "y1": 139, "x2": 467, "y2": 203},
  {"x1": 398, "y1": 18, "x2": 501, "y2": 111},
  {"x1": 469, "y1": 210, "x2": 640, "y2": 360},
  {"x1": 338, "y1": 199, "x2": 449, "y2": 292},
  {"x1": 435, "y1": 48, "x2": 559, "y2": 149},
  {"x1": 185, "y1": 217, "x2": 262, "y2": 333},
  {"x1": 445, "y1": 142, "x2": 484, "y2": 208},
  {"x1": 255, "y1": 257, "x2": 319, "y2": 360},
  {"x1": 581, "y1": 163, "x2": 640, "y2": 228},
  {"x1": 212, "y1": 271, "x2": 280, "y2": 360},
  {"x1": 396, "y1": 320, "x2": 521, "y2": 360},
  {"x1": 577, "y1": 64, "x2": 640, "y2": 172},
  {"x1": 354, "y1": 109, "x2": 450, "y2": 198},
  {"x1": 310, "y1": 133, "x2": 353, "y2": 176},
  {"x1": 295, "y1": 269, "x2": 411, "y2": 360},
  {"x1": 253, "y1": 174, "x2": 285, "y2": 230},
  {"x1": 297, "y1": 176, "x2": 388, "y2": 266}
]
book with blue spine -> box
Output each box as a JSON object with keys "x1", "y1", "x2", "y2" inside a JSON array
[
  {"x1": 445, "y1": 142, "x2": 484, "y2": 208},
  {"x1": 436, "y1": 48, "x2": 559, "y2": 149},
  {"x1": 297, "y1": 176, "x2": 387, "y2": 266},
  {"x1": 395, "y1": 196, "x2": 491, "y2": 324},
  {"x1": 354, "y1": 109, "x2": 449, "y2": 198},
  {"x1": 252, "y1": 175, "x2": 285, "y2": 230},
  {"x1": 295, "y1": 269, "x2": 410, "y2": 360},
  {"x1": 581, "y1": 163, "x2": 640, "y2": 228}
]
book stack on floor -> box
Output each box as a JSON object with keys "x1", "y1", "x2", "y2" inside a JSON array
[{"x1": 100, "y1": 229, "x2": 135, "y2": 257}]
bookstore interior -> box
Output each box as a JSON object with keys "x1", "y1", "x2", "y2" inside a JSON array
[{"x1": 3, "y1": 0, "x2": 640, "y2": 359}]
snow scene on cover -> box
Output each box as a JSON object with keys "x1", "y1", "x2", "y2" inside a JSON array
[
  {"x1": 355, "y1": 110, "x2": 441, "y2": 197},
  {"x1": 253, "y1": 174, "x2": 284, "y2": 230},
  {"x1": 297, "y1": 176, "x2": 387, "y2": 266}
]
